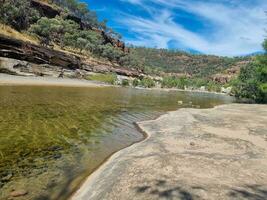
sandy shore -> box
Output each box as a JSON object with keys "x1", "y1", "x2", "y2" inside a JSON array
[
  {"x1": 72, "y1": 104, "x2": 267, "y2": 200},
  {"x1": 0, "y1": 74, "x2": 228, "y2": 96},
  {"x1": 0, "y1": 74, "x2": 108, "y2": 87}
]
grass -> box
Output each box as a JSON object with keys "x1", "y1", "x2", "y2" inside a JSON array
[
  {"x1": 0, "y1": 23, "x2": 39, "y2": 44},
  {"x1": 0, "y1": 23, "x2": 88, "y2": 59},
  {"x1": 85, "y1": 73, "x2": 117, "y2": 85}
]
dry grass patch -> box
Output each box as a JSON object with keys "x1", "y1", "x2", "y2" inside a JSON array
[{"x1": 0, "y1": 23, "x2": 39, "y2": 44}]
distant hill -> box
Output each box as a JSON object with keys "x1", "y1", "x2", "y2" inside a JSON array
[
  {"x1": 245, "y1": 51, "x2": 264, "y2": 56},
  {"x1": 131, "y1": 47, "x2": 251, "y2": 78}
]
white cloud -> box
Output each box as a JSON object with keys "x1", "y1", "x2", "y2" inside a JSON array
[{"x1": 117, "y1": 0, "x2": 267, "y2": 56}]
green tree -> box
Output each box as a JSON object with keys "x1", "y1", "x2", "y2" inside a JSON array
[
  {"x1": 233, "y1": 40, "x2": 267, "y2": 103},
  {"x1": 53, "y1": 0, "x2": 98, "y2": 27},
  {"x1": 76, "y1": 38, "x2": 88, "y2": 53},
  {"x1": 64, "y1": 30, "x2": 103, "y2": 53},
  {"x1": 98, "y1": 44, "x2": 124, "y2": 62},
  {"x1": 0, "y1": 0, "x2": 40, "y2": 30},
  {"x1": 118, "y1": 53, "x2": 143, "y2": 70},
  {"x1": 30, "y1": 17, "x2": 79, "y2": 46},
  {"x1": 139, "y1": 77, "x2": 155, "y2": 88}
]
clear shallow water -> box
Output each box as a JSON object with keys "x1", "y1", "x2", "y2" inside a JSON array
[{"x1": 0, "y1": 86, "x2": 234, "y2": 200}]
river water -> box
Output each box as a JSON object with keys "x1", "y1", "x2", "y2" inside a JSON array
[{"x1": 0, "y1": 86, "x2": 234, "y2": 199}]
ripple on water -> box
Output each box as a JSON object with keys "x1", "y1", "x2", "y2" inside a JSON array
[{"x1": 0, "y1": 86, "x2": 234, "y2": 199}]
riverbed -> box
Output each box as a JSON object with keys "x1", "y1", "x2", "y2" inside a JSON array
[{"x1": 0, "y1": 85, "x2": 234, "y2": 199}]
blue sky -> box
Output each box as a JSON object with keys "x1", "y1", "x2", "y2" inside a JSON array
[{"x1": 85, "y1": 0, "x2": 267, "y2": 56}]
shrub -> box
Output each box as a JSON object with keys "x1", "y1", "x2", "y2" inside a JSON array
[
  {"x1": 176, "y1": 77, "x2": 189, "y2": 89},
  {"x1": 121, "y1": 79, "x2": 129, "y2": 87},
  {"x1": 206, "y1": 81, "x2": 221, "y2": 92},
  {"x1": 161, "y1": 76, "x2": 179, "y2": 88},
  {"x1": 139, "y1": 77, "x2": 155, "y2": 88},
  {"x1": 86, "y1": 73, "x2": 117, "y2": 85},
  {"x1": 132, "y1": 78, "x2": 139, "y2": 87},
  {"x1": 161, "y1": 76, "x2": 189, "y2": 89},
  {"x1": 97, "y1": 44, "x2": 124, "y2": 62}
]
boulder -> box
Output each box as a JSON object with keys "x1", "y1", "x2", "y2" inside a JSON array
[
  {"x1": 200, "y1": 86, "x2": 206, "y2": 91},
  {"x1": 178, "y1": 101, "x2": 183, "y2": 105},
  {"x1": 221, "y1": 87, "x2": 232, "y2": 94}
]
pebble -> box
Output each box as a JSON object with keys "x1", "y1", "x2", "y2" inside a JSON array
[
  {"x1": 10, "y1": 189, "x2": 28, "y2": 197},
  {"x1": 190, "y1": 142, "x2": 195, "y2": 146}
]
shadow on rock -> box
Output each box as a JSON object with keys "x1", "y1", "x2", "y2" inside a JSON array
[
  {"x1": 228, "y1": 184, "x2": 267, "y2": 200},
  {"x1": 134, "y1": 179, "x2": 203, "y2": 200},
  {"x1": 34, "y1": 164, "x2": 83, "y2": 200}
]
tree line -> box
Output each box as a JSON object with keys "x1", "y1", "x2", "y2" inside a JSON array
[{"x1": 232, "y1": 40, "x2": 267, "y2": 103}]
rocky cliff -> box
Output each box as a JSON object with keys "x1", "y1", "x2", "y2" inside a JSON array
[
  {"x1": 211, "y1": 61, "x2": 249, "y2": 84},
  {"x1": 0, "y1": 34, "x2": 81, "y2": 69},
  {"x1": 0, "y1": 34, "x2": 139, "y2": 77}
]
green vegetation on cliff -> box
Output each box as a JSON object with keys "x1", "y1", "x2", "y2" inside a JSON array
[
  {"x1": 0, "y1": 0, "x2": 137, "y2": 66},
  {"x1": 0, "y1": 0, "x2": 40, "y2": 30}
]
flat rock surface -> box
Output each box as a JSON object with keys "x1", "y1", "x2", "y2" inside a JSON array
[{"x1": 72, "y1": 104, "x2": 267, "y2": 200}]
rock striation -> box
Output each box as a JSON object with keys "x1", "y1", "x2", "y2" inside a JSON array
[
  {"x1": 0, "y1": 34, "x2": 81, "y2": 69},
  {"x1": 0, "y1": 35, "x2": 140, "y2": 78}
]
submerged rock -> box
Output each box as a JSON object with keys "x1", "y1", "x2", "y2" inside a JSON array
[
  {"x1": 190, "y1": 142, "x2": 195, "y2": 146},
  {"x1": 177, "y1": 101, "x2": 183, "y2": 105},
  {"x1": 53, "y1": 153, "x2": 62, "y2": 160},
  {"x1": 2, "y1": 173, "x2": 13, "y2": 182}
]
